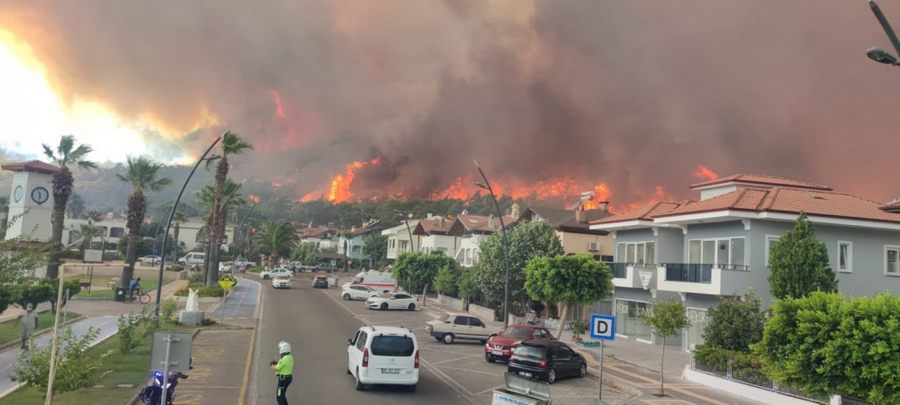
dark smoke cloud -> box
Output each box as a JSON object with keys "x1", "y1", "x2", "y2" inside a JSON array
[{"x1": 2, "y1": 0, "x2": 900, "y2": 203}]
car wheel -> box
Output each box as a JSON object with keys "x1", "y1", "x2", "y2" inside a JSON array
[
  {"x1": 407, "y1": 303, "x2": 416, "y2": 310},
  {"x1": 354, "y1": 368, "x2": 364, "y2": 391},
  {"x1": 347, "y1": 368, "x2": 352, "y2": 375},
  {"x1": 485, "y1": 353, "x2": 495, "y2": 363},
  {"x1": 407, "y1": 384, "x2": 417, "y2": 393},
  {"x1": 546, "y1": 367, "x2": 557, "y2": 384},
  {"x1": 578, "y1": 362, "x2": 587, "y2": 378},
  {"x1": 263, "y1": 275, "x2": 270, "y2": 280},
  {"x1": 380, "y1": 303, "x2": 388, "y2": 310},
  {"x1": 442, "y1": 333, "x2": 454, "y2": 345},
  {"x1": 342, "y1": 294, "x2": 351, "y2": 301},
  {"x1": 434, "y1": 336, "x2": 442, "y2": 342}
]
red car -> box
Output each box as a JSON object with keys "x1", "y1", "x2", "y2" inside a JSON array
[{"x1": 484, "y1": 324, "x2": 555, "y2": 363}]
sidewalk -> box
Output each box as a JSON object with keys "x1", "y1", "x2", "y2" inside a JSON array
[{"x1": 560, "y1": 332, "x2": 690, "y2": 380}]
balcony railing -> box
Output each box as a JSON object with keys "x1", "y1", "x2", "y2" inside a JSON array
[
  {"x1": 608, "y1": 262, "x2": 628, "y2": 278},
  {"x1": 717, "y1": 263, "x2": 750, "y2": 271},
  {"x1": 664, "y1": 263, "x2": 712, "y2": 283}
]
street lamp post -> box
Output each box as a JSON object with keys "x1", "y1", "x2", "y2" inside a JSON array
[
  {"x1": 473, "y1": 160, "x2": 511, "y2": 328},
  {"x1": 867, "y1": 0, "x2": 900, "y2": 67},
  {"x1": 235, "y1": 202, "x2": 259, "y2": 259},
  {"x1": 153, "y1": 135, "x2": 223, "y2": 325}
]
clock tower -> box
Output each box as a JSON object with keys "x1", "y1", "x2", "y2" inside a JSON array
[{"x1": 2, "y1": 160, "x2": 60, "y2": 242}]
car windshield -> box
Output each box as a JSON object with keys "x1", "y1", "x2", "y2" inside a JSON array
[
  {"x1": 371, "y1": 335, "x2": 415, "y2": 357},
  {"x1": 502, "y1": 326, "x2": 532, "y2": 339},
  {"x1": 513, "y1": 345, "x2": 545, "y2": 359}
]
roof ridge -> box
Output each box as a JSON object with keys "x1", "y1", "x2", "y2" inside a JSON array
[{"x1": 779, "y1": 187, "x2": 887, "y2": 206}]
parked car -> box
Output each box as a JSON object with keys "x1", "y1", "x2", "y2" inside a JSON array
[
  {"x1": 341, "y1": 284, "x2": 379, "y2": 301},
  {"x1": 177, "y1": 252, "x2": 205, "y2": 266},
  {"x1": 347, "y1": 326, "x2": 419, "y2": 391},
  {"x1": 348, "y1": 270, "x2": 396, "y2": 293},
  {"x1": 506, "y1": 340, "x2": 586, "y2": 384},
  {"x1": 366, "y1": 293, "x2": 417, "y2": 311},
  {"x1": 272, "y1": 274, "x2": 292, "y2": 289},
  {"x1": 233, "y1": 259, "x2": 256, "y2": 268},
  {"x1": 485, "y1": 324, "x2": 555, "y2": 363},
  {"x1": 426, "y1": 314, "x2": 500, "y2": 345},
  {"x1": 260, "y1": 267, "x2": 292, "y2": 280},
  {"x1": 312, "y1": 272, "x2": 330, "y2": 288},
  {"x1": 140, "y1": 255, "x2": 161, "y2": 265}
]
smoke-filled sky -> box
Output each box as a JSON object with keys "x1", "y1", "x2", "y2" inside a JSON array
[{"x1": 1, "y1": 0, "x2": 900, "y2": 205}]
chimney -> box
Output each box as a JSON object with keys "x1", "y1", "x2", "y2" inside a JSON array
[
  {"x1": 510, "y1": 203, "x2": 520, "y2": 219},
  {"x1": 596, "y1": 201, "x2": 609, "y2": 213},
  {"x1": 488, "y1": 214, "x2": 494, "y2": 228},
  {"x1": 575, "y1": 204, "x2": 585, "y2": 223}
]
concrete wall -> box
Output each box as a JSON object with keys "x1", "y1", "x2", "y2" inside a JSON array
[
  {"x1": 557, "y1": 231, "x2": 614, "y2": 257},
  {"x1": 421, "y1": 234, "x2": 457, "y2": 255},
  {"x1": 468, "y1": 303, "x2": 496, "y2": 322},
  {"x1": 438, "y1": 294, "x2": 465, "y2": 311}
]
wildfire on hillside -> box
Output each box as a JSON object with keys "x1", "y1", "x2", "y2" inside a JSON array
[{"x1": 249, "y1": 194, "x2": 261, "y2": 204}]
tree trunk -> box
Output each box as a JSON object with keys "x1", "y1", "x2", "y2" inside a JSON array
[
  {"x1": 172, "y1": 223, "x2": 180, "y2": 262},
  {"x1": 421, "y1": 282, "x2": 429, "y2": 308},
  {"x1": 659, "y1": 335, "x2": 666, "y2": 396},
  {"x1": 206, "y1": 209, "x2": 226, "y2": 287},
  {"x1": 555, "y1": 303, "x2": 569, "y2": 339},
  {"x1": 120, "y1": 234, "x2": 139, "y2": 289}
]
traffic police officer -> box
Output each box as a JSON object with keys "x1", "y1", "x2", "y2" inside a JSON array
[{"x1": 271, "y1": 340, "x2": 294, "y2": 405}]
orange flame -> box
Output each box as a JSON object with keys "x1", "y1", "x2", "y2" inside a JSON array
[
  {"x1": 326, "y1": 157, "x2": 382, "y2": 203},
  {"x1": 271, "y1": 90, "x2": 287, "y2": 119},
  {"x1": 610, "y1": 185, "x2": 666, "y2": 213},
  {"x1": 693, "y1": 164, "x2": 719, "y2": 181},
  {"x1": 249, "y1": 194, "x2": 261, "y2": 204},
  {"x1": 583, "y1": 183, "x2": 612, "y2": 210}
]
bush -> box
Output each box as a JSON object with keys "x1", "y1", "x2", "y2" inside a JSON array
[
  {"x1": 433, "y1": 265, "x2": 459, "y2": 297},
  {"x1": 117, "y1": 313, "x2": 140, "y2": 354},
  {"x1": 13, "y1": 326, "x2": 101, "y2": 393},
  {"x1": 165, "y1": 265, "x2": 185, "y2": 272},
  {"x1": 160, "y1": 298, "x2": 178, "y2": 321},
  {"x1": 102, "y1": 252, "x2": 122, "y2": 261},
  {"x1": 60, "y1": 250, "x2": 82, "y2": 260},
  {"x1": 694, "y1": 345, "x2": 770, "y2": 386},
  {"x1": 704, "y1": 291, "x2": 766, "y2": 352}
]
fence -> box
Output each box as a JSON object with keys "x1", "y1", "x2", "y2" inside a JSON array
[
  {"x1": 692, "y1": 353, "x2": 825, "y2": 404},
  {"x1": 468, "y1": 303, "x2": 497, "y2": 322},
  {"x1": 437, "y1": 294, "x2": 466, "y2": 311}
]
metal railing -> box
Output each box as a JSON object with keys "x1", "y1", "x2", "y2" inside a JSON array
[
  {"x1": 664, "y1": 263, "x2": 712, "y2": 283},
  {"x1": 691, "y1": 354, "x2": 826, "y2": 404},
  {"x1": 716, "y1": 263, "x2": 750, "y2": 271}
]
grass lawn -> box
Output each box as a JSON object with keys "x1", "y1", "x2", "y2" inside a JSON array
[
  {"x1": 0, "y1": 311, "x2": 81, "y2": 348},
  {"x1": 3, "y1": 320, "x2": 195, "y2": 405},
  {"x1": 68, "y1": 276, "x2": 160, "y2": 299}
]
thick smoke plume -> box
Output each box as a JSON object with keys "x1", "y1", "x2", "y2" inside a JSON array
[{"x1": 2, "y1": 0, "x2": 900, "y2": 204}]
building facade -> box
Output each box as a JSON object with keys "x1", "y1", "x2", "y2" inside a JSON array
[{"x1": 592, "y1": 174, "x2": 900, "y2": 352}]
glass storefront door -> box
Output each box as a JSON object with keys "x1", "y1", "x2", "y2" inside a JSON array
[{"x1": 615, "y1": 299, "x2": 652, "y2": 342}]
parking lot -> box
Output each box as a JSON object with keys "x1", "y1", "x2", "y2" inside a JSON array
[{"x1": 319, "y1": 283, "x2": 629, "y2": 404}]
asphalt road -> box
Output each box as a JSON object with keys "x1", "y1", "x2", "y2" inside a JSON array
[{"x1": 251, "y1": 273, "x2": 471, "y2": 405}]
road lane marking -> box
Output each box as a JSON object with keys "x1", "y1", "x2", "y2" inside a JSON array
[
  {"x1": 436, "y1": 365, "x2": 499, "y2": 377},
  {"x1": 430, "y1": 354, "x2": 483, "y2": 365},
  {"x1": 239, "y1": 322, "x2": 256, "y2": 405}
]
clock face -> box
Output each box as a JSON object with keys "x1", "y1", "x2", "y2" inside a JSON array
[
  {"x1": 31, "y1": 187, "x2": 49, "y2": 205},
  {"x1": 13, "y1": 185, "x2": 23, "y2": 203}
]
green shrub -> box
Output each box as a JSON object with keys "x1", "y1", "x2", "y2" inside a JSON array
[
  {"x1": 201, "y1": 318, "x2": 217, "y2": 326},
  {"x1": 160, "y1": 298, "x2": 178, "y2": 320},
  {"x1": 166, "y1": 265, "x2": 185, "y2": 272},
  {"x1": 13, "y1": 326, "x2": 101, "y2": 393},
  {"x1": 189, "y1": 273, "x2": 204, "y2": 283}
]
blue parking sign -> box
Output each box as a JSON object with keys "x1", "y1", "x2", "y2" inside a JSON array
[{"x1": 590, "y1": 314, "x2": 615, "y2": 340}]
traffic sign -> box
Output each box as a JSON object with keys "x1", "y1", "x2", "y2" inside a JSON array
[
  {"x1": 590, "y1": 314, "x2": 615, "y2": 340},
  {"x1": 218, "y1": 274, "x2": 237, "y2": 290}
]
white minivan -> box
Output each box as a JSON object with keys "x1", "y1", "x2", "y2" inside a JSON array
[
  {"x1": 178, "y1": 252, "x2": 205, "y2": 266},
  {"x1": 347, "y1": 326, "x2": 419, "y2": 392}
]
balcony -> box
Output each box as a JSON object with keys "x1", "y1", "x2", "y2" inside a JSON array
[
  {"x1": 657, "y1": 263, "x2": 750, "y2": 295},
  {"x1": 609, "y1": 263, "x2": 657, "y2": 290}
]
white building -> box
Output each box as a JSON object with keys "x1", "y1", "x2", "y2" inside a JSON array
[
  {"x1": 448, "y1": 214, "x2": 514, "y2": 267},
  {"x1": 297, "y1": 225, "x2": 339, "y2": 251},
  {"x1": 337, "y1": 222, "x2": 380, "y2": 264},
  {"x1": 382, "y1": 219, "x2": 420, "y2": 260},
  {"x1": 2, "y1": 160, "x2": 58, "y2": 242},
  {"x1": 413, "y1": 216, "x2": 457, "y2": 255}
]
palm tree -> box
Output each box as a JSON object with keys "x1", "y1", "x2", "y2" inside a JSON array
[
  {"x1": 115, "y1": 156, "x2": 171, "y2": 289},
  {"x1": 42, "y1": 135, "x2": 96, "y2": 279},
  {"x1": 171, "y1": 210, "x2": 187, "y2": 262},
  {"x1": 79, "y1": 221, "x2": 97, "y2": 254},
  {"x1": 255, "y1": 222, "x2": 298, "y2": 266},
  {"x1": 196, "y1": 180, "x2": 245, "y2": 285},
  {"x1": 207, "y1": 132, "x2": 252, "y2": 285}
]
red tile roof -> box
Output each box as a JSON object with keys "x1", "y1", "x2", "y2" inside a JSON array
[
  {"x1": 297, "y1": 226, "x2": 334, "y2": 238},
  {"x1": 413, "y1": 217, "x2": 454, "y2": 236},
  {"x1": 655, "y1": 187, "x2": 900, "y2": 224},
  {"x1": 448, "y1": 214, "x2": 515, "y2": 236},
  {"x1": 880, "y1": 199, "x2": 900, "y2": 213},
  {"x1": 591, "y1": 201, "x2": 689, "y2": 224},
  {"x1": 1, "y1": 160, "x2": 62, "y2": 175},
  {"x1": 690, "y1": 174, "x2": 831, "y2": 191}
]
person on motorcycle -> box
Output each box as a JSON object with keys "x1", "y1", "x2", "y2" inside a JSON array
[{"x1": 270, "y1": 340, "x2": 294, "y2": 405}]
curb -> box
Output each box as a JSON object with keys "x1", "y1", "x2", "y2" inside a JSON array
[
  {"x1": 0, "y1": 314, "x2": 86, "y2": 353},
  {"x1": 572, "y1": 346, "x2": 644, "y2": 398}
]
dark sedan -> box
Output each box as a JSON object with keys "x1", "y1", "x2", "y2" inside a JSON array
[{"x1": 506, "y1": 339, "x2": 586, "y2": 384}]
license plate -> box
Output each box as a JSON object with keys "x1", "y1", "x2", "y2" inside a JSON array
[
  {"x1": 491, "y1": 350, "x2": 503, "y2": 355},
  {"x1": 518, "y1": 371, "x2": 532, "y2": 378},
  {"x1": 382, "y1": 368, "x2": 400, "y2": 374}
]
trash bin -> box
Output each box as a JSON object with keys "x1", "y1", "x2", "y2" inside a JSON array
[{"x1": 114, "y1": 287, "x2": 127, "y2": 302}]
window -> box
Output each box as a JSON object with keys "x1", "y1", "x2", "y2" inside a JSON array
[
  {"x1": 731, "y1": 238, "x2": 745, "y2": 267},
  {"x1": 454, "y1": 317, "x2": 469, "y2": 325},
  {"x1": 645, "y1": 242, "x2": 655, "y2": 265},
  {"x1": 885, "y1": 246, "x2": 900, "y2": 276},
  {"x1": 371, "y1": 335, "x2": 415, "y2": 356},
  {"x1": 469, "y1": 318, "x2": 484, "y2": 327},
  {"x1": 616, "y1": 244, "x2": 626, "y2": 262},
  {"x1": 617, "y1": 242, "x2": 655, "y2": 265},
  {"x1": 702, "y1": 240, "x2": 715, "y2": 264},
  {"x1": 626, "y1": 244, "x2": 636, "y2": 263},
  {"x1": 689, "y1": 240, "x2": 701, "y2": 264},
  {"x1": 109, "y1": 227, "x2": 125, "y2": 238},
  {"x1": 355, "y1": 331, "x2": 368, "y2": 351},
  {"x1": 766, "y1": 235, "x2": 780, "y2": 266},
  {"x1": 394, "y1": 294, "x2": 411, "y2": 299},
  {"x1": 837, "y1": 241, "x2": 852, "y2": 273}
]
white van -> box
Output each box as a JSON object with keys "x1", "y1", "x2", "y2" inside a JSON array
[
  {"x1": 178, "y1": 252, "x2": 206, "y2": 266},
  {"x1": 347, "y1": 270, "x2": 396, "y2": 294},
  {"x1": 347, "y1": 326, "x2": 419, "y2": 392}
]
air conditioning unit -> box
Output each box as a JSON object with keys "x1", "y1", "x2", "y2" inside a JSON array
[{"x1": 588, "y1": 242, "x2": 599, "y2": 251}]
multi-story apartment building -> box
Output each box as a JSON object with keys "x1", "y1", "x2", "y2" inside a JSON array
[
  {"x1": 448, "y1": 213, "x2": 513, "y2": 267},
  {"x1": 337, "y1": 222, "x2": 380, "y2": 265},
  {"x1": 382, "y1": 219, "x2": 420, "y2": 260},
  {"x1": 516, "y1": 204, "x2": 614, "y2": 259},
  {"x1": 591, "y1": 174, "x2": 900, "y2": 351},
  {"x1": 413, "y1": 216, "x2": 457, "y2": 255}
]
